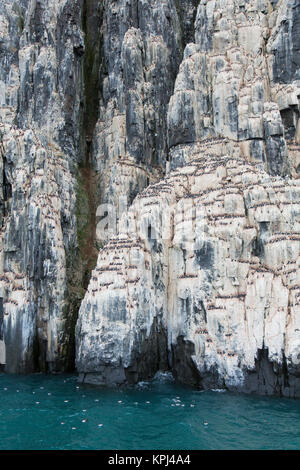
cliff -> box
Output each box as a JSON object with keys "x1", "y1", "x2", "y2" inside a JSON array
[{"x1": 0, "y1": 0, "x2": 300, "y2": 396}]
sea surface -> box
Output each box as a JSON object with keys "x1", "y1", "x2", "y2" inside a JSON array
[{"x1": 0, "y1": 372, "x2": 300, "y2": 450}]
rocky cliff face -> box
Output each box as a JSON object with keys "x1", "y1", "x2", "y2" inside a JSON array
[
  {"x1": 0, "y1": 0, "x2": 300, "y2": 396},
  {"x1": 76, "y1": 152, "x2": 300, "y2": 396},
  {"x1": 0, "y1": 0, "x2": 86, "y2": 372},
  {"x1": 76, "y1": 0, "x2": 300, "y2": 397}
]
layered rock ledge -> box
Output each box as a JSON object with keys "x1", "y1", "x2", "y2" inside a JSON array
[
  {"x1": 0, "y1": 0, "x2": 299, "y2": 397},
  {"x1": 76, "y1": 152, "x2": 300, "y2": 397}
]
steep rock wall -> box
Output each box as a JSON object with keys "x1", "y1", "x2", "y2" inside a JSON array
[
  {"x1": 0, "y1": 0, "x2": 300, "y2": 396},
  {"x1": 0, "y1": 0, "x2": 200, "y2": 373},
  {"x1": 168, "y1": 0, "x2": 300, "y2": 176},
  {"x1": 76, "y1": 0, "x2": 300, "y2": 397},
  {"x1": 91, "y1": 0, "x2": 197, "y2": 216},
  {"x1": 0, "y1": 0, "x2": 85, "y2": 372},
  {"x1": 76, "y1": 151, "x2": 300, "y2": 397}
]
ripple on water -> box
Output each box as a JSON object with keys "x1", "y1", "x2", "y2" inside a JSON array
[{"x1": 0, "y1": 374, "x2": 300, "y2": 450}]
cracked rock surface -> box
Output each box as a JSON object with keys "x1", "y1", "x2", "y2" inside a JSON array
[{"x1": 0, "y1": 0, "x2": 300, "y2": 396}]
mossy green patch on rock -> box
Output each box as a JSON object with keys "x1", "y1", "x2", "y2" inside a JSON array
[
  {"x1": 60, "y1": 168, "x2": 99, "y2": 371},
  {"x1": 82, "y1": 0, "x2": 103, "y2": 139},
  {"x1": 59, "y1": 1, "x2": 103, "y2": 372},
  {"x1": 76, "y1": 169, "x2": 91, "y2": 250},
  {"x1": 12, "y1": 2, "x2": 24, "y2": 34},
  {"x1": 174, "y1": 0, "x2": 199, "y2": 52}
]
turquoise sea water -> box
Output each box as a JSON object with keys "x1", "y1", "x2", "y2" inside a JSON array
[{"x1": 0, "y1": 372, "x2": 300, "y2": 450}]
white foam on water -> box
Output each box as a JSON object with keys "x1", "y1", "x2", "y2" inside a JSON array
[
  {"x1": 136, "y1": 381, "x2": 150, "y2": 389},
  {"x1": 153, "y1": 371, "x2": 175, "y2": 383}
]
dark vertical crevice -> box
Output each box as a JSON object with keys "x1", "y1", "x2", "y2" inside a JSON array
[
  {"x1": 282, "y1": 350, "x2": 290, "y2": 389},
  {"x1": 124, "y1": 317, "x2": 170, "y2": 384},
  {"x1": 171, "y1": 336, "x2": 201, "y2": 387},
  {"x1": 242, "y1": 347, "x2": 296, "y2": 396},
  {"x1": 174, "y1": 0, "x2": 199, "y2": 53},
  {"x1": 82, "y1": 0, "x2": 102, "y2": 143},
  {"x1": 0, "y1": 298, "x2": 3, "y2": 342},
  {"x1": 79, "y1": 0, "x2": 102, "y2": 284},
  {"x1": 62, "y1": 0, "x2": 104, "y2": 372},
  {"x1": 2, "y1": 157, "x2": 12, "y2": 218}
]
